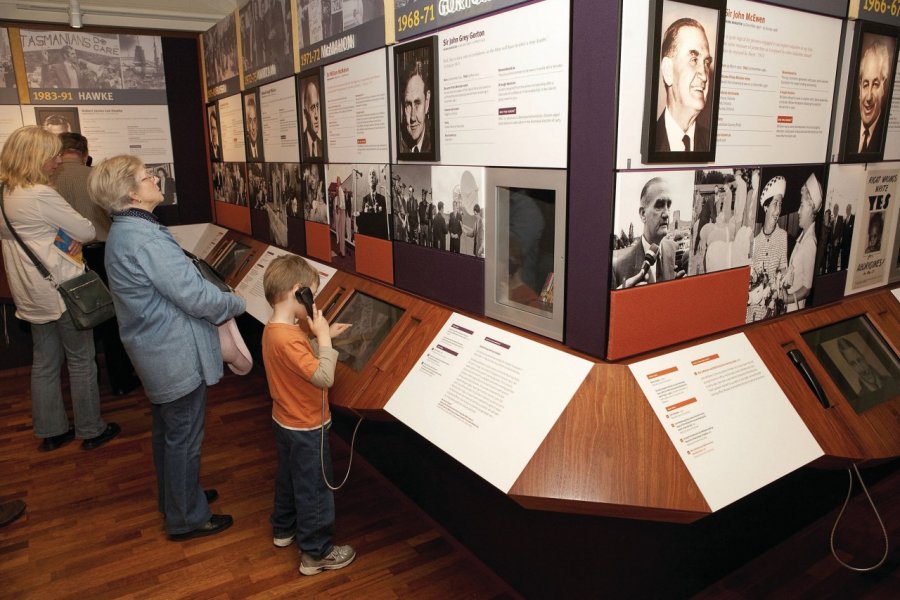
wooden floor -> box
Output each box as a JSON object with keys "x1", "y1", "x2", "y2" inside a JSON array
[{"x1": 0, "y1": 366, "x2": 518, "y2": 600}]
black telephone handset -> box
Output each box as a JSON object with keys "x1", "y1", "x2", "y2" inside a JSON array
[
  {"x1": 787, "y1": 349, "x2": 831, "y2": 409},
  {"x1": 295, "y1": 286, "x2": 315, "y2": 317}
]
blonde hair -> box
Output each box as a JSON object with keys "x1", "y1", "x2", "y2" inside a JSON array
[
  {"x1": 88, "y1": 154, "x2": 143, "y2": 214},
  {"x1": 0, "y1": 126, "x2": 61, "y2": 191},
  {"x1": 263, "y1": 255, "x2": 319, "y2": 307}
]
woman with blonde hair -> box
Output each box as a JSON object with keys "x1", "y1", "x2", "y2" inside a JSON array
[
  {"x1": 89, "y1": 154, "x2": 245, "y2": 541},
  {"x1": 0, "y1": 125, "x2": 119, "y2": 452}
]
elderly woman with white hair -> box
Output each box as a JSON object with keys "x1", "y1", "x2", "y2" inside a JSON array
[
  {"x1": 784, "y1": 173, "x2": 823, "y2": 312},
  {"x1": 88, "y1": 154, "x2": 246, "y2": 541}
]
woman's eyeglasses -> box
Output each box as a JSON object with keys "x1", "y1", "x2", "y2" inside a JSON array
[{"x1": 140, "y1": 170, "x2": 160, "y2": 183}]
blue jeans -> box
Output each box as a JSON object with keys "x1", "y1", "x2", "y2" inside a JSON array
[
  {"x1": 30, "y1": 312, "x2": 105, "y2": 439},
  {"x1": 270, "y1": 421, "x2": 335, "y2": 558},
  {"x1": 152, "y1": 383, "x2": 211, "y2": 535}
]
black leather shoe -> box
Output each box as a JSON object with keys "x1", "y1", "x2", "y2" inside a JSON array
[
  {"x1": 169, "y1": 514, "x2": 233, "y2": 541},
  {"x1": 112, "y1": 376, "x2": 141, "y2": 396},
  {"x1": 39, "y1": 428, "x2": 75, "y2": 452},
  {"x1": 0, "y1": 499, "x2": 26, "y2": 528},
  {"x1": 81, "y1": 423, "x2": 121, "y2": 450}
]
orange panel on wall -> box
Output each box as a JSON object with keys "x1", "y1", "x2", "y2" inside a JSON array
[
  {"x1": 305, "y1": 221, "x2": 331, "y2": 263},
  {"x1": 607, "y1": 267, "x2": 750, "y2": 360},
  {"x1": 355, "y1": 235, "x2": 394, "y2": 284},
  {"x1": 215, "y1": 202, "x2": 251, "y2": 235}
]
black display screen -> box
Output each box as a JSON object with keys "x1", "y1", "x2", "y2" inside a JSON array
[{"x1": 331, "y1": 291, "x2": 405, "y2": 372}]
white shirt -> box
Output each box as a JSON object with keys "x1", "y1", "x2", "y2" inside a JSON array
[
  {"x1": 663, "y1": 108, "x2": 697, "y2": 152},
  {"x1": 0, "y1": 184, "x2": 95, "y2": 323}
]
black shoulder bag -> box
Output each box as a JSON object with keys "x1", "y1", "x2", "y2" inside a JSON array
[{"x1": 1, "y1": 183, "x2": 115, "y2": 330}]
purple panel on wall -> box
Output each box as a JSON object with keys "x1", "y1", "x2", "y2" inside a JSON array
[
  {"x1": 288, "y1": 216, "x2": 307, "y2": 256},
  {"x1": 811, "y1": 271, "x2": 849, "y2": 307},
  {"x1": 393, "y1": 243, "x2": 484, "y2": 315},
  {"x1": 564, "y1": 0, "x2": 620, "y2": 360}
]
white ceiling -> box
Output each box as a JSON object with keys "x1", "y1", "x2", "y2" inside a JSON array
[{"x1": 0, "y1": 0, "x2": 240, "y2": 32}]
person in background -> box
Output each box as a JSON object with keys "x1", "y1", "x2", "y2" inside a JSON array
[
  {"x1": 261, "y1": 255, "x2": 355, "y2": 576},
  {"x1": 88, "y1": 154, "x2": 245, "y2": 541},
  {"x1": 0, "y1": 126, "x2": 120, "y2": 452},
  {"x1": 51, "y1": 132, "x2": 139, "y2": 396},
  {"x1": 783, "y1": 173, "x2": 822, "y2": 311}
]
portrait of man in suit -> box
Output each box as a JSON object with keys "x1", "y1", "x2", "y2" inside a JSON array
[
  {"x1": 395, "y1": 38, "x2": 439, "y2": 161},
  {"x1": 45, "y1": 45, "x2": 81, "y2": 88},
  {"x1": 612, "y1": 176, "x2": 684, "y2": 288},
  {"x1": 208, "y1": 105, "x2": 222, "y2": 162},
  {"x1": 844, "y1": 32, "x2": 896, "y2": 161},
  {"x1": 244, "y1": 91, "x2": 264, "y2": 162},
  {"x1": 300, "y1": 75, "x2": 324, "y2": 160}
]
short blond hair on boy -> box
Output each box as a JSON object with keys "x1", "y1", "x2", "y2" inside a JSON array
[{"x1": 263, "y1": 255, "x2": 319, "y2": 307}]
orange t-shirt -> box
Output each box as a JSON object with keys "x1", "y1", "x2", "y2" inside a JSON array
[{"x1": 262, "y1": 322, "x2": 330, "y2": 430}]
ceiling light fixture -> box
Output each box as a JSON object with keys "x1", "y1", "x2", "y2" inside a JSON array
[{"x1": 68, "y1": 0, "x2": 83, "y2": 28}]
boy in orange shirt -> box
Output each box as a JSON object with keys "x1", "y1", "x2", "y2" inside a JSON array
[{"x1": 261, "y1": 255, "x2": 355, "y2": 576}]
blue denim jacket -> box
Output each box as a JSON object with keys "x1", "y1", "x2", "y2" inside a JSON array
[{"x1": 105, "y1": 215, "x2": 246, "y2": 404}]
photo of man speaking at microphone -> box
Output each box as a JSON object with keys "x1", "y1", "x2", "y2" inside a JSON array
[{"x1": 612, "y1": 171, "x2": 692, "y2": 288}]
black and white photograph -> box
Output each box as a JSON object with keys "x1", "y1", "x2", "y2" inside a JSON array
[
  {"x1": 212, "y1": 162, "x2": 248, "y2": 206},
  {"x1": 689, "y1": 167, "x2": 760, "y2": 276},
  {"x1": 0, "y1": 29, "x2": 17, "y2": 95},
  {"x1": 745, "y1": 166, "x2": 825, "y2": 323},
  {"x1": 243, "y1": 89, "x2": 264, "y2": 162},
  {"x1": 35, "y1": 106, "x2": 80, "y2": 134},
  {"x1": 22, "y1": 32, "x2": 121, "y2": 90},
  {"x1": 146, "y1": 163, "x2": 177, "y2": 205},
  {"x1": 390, "y1": 164, "x2": 430, "y2": 245},
  {"x1": 430, "y1": 166, "x2": 485, "y2": 257},
  {"x1": 301, "y1": 162, "x2": 328, "y2": 225},
  {"x1": 327, "y1": 165, "x2": 357, "y2": 261},
  {"x1": 802, "y1": 316, "x2": 900, "y2": 414},
  {"x1": 298, "y1": 70, "x2": 326, "y2": 162},
  {"x1": 257, "y1": 162, "x2": 293, "y2": 248},
  {"x1": 239, "y1": 0, "x2": 293, "y2": 87},
  {"x1": 395, "y1": 36, "x2": 439, "y2": 162},
  {"x1": 642, "y1": 0, "x2": 725, "y2": 164},
  {"x1": 818, "y1": 166, "x2": 859, "y2": 276},
  {"x1": 841, "y1": 24, "x2": 898, "y2": 163},
  {"x1": 248, "y1": 162, "x2": 269, "y2": 210},
  {"x1": 354, "y1": 164, "x2": 390, "y2": 240},
  {"x1": 203, "y1": 13, "x2": 239, "y2": 99},
  {"x1": 612, "y1": 170, "x2": 692, "y2": 289},
  {"x1": 119, "y1": 35, "x2": 164, "y2": 89},
  {"x1": 207, "y1": 103, "x2": 223, "y2": 162},
  {"x1": 296, "y1": 0, "x2": 385, "y2": 47}
]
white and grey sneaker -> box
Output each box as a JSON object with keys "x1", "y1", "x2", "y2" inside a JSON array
[
  {"x1": 273, "y1": 534, "x2": 295, "y2": 548},
  {"x1": 298, "y1": 544, "x2": 356, "y2": 576}
]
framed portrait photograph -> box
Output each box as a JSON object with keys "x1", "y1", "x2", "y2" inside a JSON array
[
  {"x1": 801, "y1": 315, "x2": 900, "y2": 414},
  {"x1": 207, "y1": 103, "x2": 223, "y2": 162},
  {"x1": 242, "y1": 89, "x2": 264, "y2": 162},
  {"x1": 642, "y1": 0, "x2": 726, "y2": 164},
  {"x1": 839, "y1": 22, "x2": 898, "y2": 163},
  {"x1": 35, "y1": 106, "x2": 80, "y2": 135},
  {"x1": 297, "y1": 69, "x2": 326, "y2": 163},
  {"x1": 394, "y1": 36, "x2": 439, "y2": 162}
]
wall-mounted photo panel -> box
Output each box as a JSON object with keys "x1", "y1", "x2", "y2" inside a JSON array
[
  {"x1": 296, "y1": 0, "x2": 386, "y2": 70},
  {"x1": 324, "y1": 49, "x2": 390, "y2": 163},
  {"x1": 23, "y1": 104, "x2": 173, "y2": 164},
  {"x1": 207, "y1": 103, "x2": 223, "y2": 162},
  {"x1": 202, "y1": 12, "x2": 240, "y2": 101},
  {"x1": 746, "y1": 165, "x2": 826, "y2": 323},
  {"x1": 642, "y1": 0, "x2": 725, "y2": 164},
  {"x1": 390, "y1": 164, "x2": 431, "y2": 245},
  {"x1": 297, "y1": 69, "x2": 326, "y2": 162},
  {"x1": 0, "y1": 29, "x2": 19, "y2": 104},
  {"x1": 395, "y1": 36, "x2": 438, "y2": 162},
  {"x1": 484, "y1": 168, "x2": 567, "y2": 342},
  {"x1": 239, "y1": 0, "x2": 294, "y2": 88},
  {"x1": 618, "y1": 1, "x2": 842, "y2": 169},
  {"x1": 212, "y1": 162, "x2": 249, "y2": 206},
  {"x1": 801, "y1": 315, "x2": 900, "y2": 414},
  {"x1": 242, "y1": 89, "x2": 264, "y2": 162},
  {"x1": 819, "y1": 163, "x2": 864, "y2": 277},
  {"x1": 248, "y1": 162, "x2": 268, "y2": 209},
  {"x1": 0, "y1": 106, "x2": 24, "y2": 147},
  {"x1": 20, "y1": 30, "x2": 167, "y2": 104},
  {"x1": 435, "y1": 0, "x2": 570, "y2": 168},
  {"x1": 301, "y1": 162, "x2": 328, "y2": 224},
  {"x1": 689, "y1": 167, "x2": 760, "y2": 276},
  {"x1": 394, "y1": 0, "x2": 531, "y2": 41},
  {"x1": 430, "y1": 165, "x2": 486, "y2": 257},
  {"x1": 326, "y1": 165, "x2": 356, "y2": 261},
  {"x1": 354, "y1": 164, "x2": 392, "y2": 240},
  {"x1": 218, "y1": 94, "x2": 247, "y2": 162},
  {"x1": 839, "y1": 22, "x2": 898, "y2": 163},
  {"x1": 259, "y1": 77, "x2": 300, "y2": 163},
  {"x1": 844, "y1": 164, "x2": 900, "y2": 295},
  {"x1": 147, "y1": 163, "x2": 177, "y2": 205},
  {"x1": 251, "y1": 162, "x2": 295, "y2": 248},
  {"x1": 612, "y1": 170, "x2": 693, "y2": 289}
]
